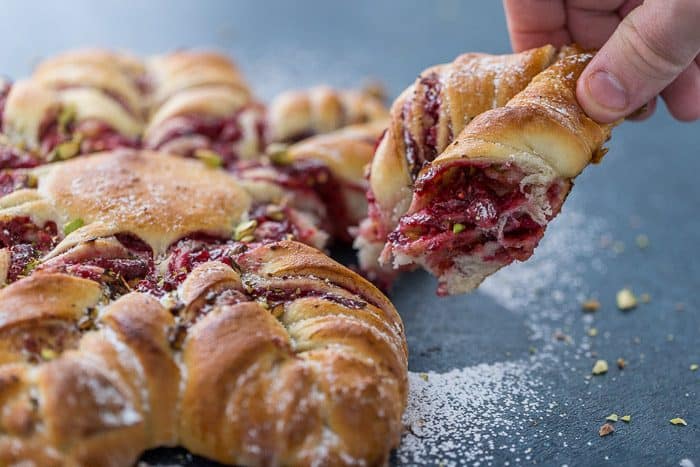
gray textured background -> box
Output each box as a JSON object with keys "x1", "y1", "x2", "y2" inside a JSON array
[{"x1": 1, "y1": 1, "x2": 697, "y2": 465}]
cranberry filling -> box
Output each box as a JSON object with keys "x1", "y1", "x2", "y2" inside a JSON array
[
  {"x1": 151, "y1": 104, "x2": 265, "y2": 167},
  {"x1": 40, "y1": 119, "x2": 139, "y2": 156},
  {"x1": 252, "y1": 285, "x2": 367, "y2": 310},
  {"x1": 56, "y1": 234, "x2": 154, "y2": 291},
  {"x1": 0, "y1": 171, "x2": 34, "y2": 196},
  {"x1": 0, "y1": 216, "x2": 58, "y2": 282},
  {"x1": 420, "y1": 73, "x2": 442, "y2": 162},
  {"x1": 0, "y1": 147, "x2": 40, "y2": 170},
  {"x1": 390, "y1": 162, "x2": 568, "y2": 279},
  {"x1": 402, "y1": 73, "x2": 445, "y2": 179}
]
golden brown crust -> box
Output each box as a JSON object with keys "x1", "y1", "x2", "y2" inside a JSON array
[
  {"x1": 431, "y1": 51, "x2": 613, "y2": 177},
  {"x1": 180, "y1": 241, "x2": 407, "y2": 465},
  {"x1": 268, "y1": 85, "x2": 388, "y2": 143},
  {"x1": 37, "y1": 149, "x2": 251, "y2": 255},
  {"x1": 0, "y1": 242, "x2": 406, "y2": 466},
  {"x1": 147, "y1": 50, "x2": 251, "y2": 108},
  {"x1": 0, "y1": 48, "x2": 408, "y2": 466}
]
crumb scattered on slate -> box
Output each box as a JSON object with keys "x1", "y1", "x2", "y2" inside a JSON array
[{"x1": 599, "y1": 423, "x2": 615, "y2": 436}]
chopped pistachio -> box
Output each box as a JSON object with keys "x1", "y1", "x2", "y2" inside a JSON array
[
  {"x1": 592, "y1": 359, "x2": 609, "y2": 375},
  {"x1": 599, "y1": 423, "x2": 614, "y2": 437},
  {"x1": 239, "y1": 235, "x2": 255, "y2": 243},
  {"x1": 670, "y1": 418, "x2": 687, "y2": 426},
  {"x1": 21, "y1": 258, "x2": 40, "y2": 276},
  {"x1": 266, "y1": 144, "x2": 292, "y2": 165},
  {"x1": 690, "y1": 364, "x2": 699, "y2": 372},
  {"x1": 581, "y1": 299, "x2": 601, "y2": 312},
  {"x1": 40, "y1": 348, "x2": 57, "y2": 360},
  {"x1": 640, "y1": 293, "x2": 651, "y2": 304},
  {"x1": 616, "y1": 288, "x2": 637, "y2": 310},
  {"x1": 528, "y1": 346, "x2": 537, "y2": 355},
  {"x1": 621, "y1": 415, "x2": 631, "y2": 423},
  {"x1": 617, "y1": 358, "x2": 627, "y2": 369},
  {"x1": 635, "y1": 234, "x2": 649, "y2": 249},
  {"x1": 57, "y1": 104, "x2": 77, "y2": 134},
  {"x1": 233, "y1": 219, "x2": 258, "y2": 241},
  {"x1": 606, "y1": 414, "x2": 619, "y2": 422},
  {"x1": 194, "y1": 149, "x2": 223, "y2": 168},
  {"x1": 612, "y1": 241, "x2": 625, "y2": 253},
  {"x1": 419, "y1": 372, "x2": 429, "y2": 382},
  {"x1": 452, "y1": 223, "x2": 466, "y2": 234},
  {"x1": 588, "y1": 328, "x2": 598, "y2": 337},
  {"x1": 51, "y1": 139, "x2": 81, "y2": 161},
  {"x1": 63, "y1": 218, "x2": 85, "y2": 235}
]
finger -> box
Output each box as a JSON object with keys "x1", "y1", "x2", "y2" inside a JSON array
[
  {"x1": 660, "y1": 61, "x2": 700, "y2": 121},
  {"x1": 617, "y1": 0, "x2": 644, "y2": 18},
  {"x1": 503, "y1": 0, "x2": 570, "y2": 51},
  {"x1": 566, "y1": 7, "x2": 620, "y2": 49},
  {"x1": 577, "y1": 0, "x2": 700, "y2": 122},
  {"x1": 626, "y1": 96, "x2": 657, "y2": 121}
]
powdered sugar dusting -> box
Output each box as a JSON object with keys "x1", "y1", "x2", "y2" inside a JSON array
[
  {"x1": 400, "y1": 360, "x2": 548, "y2": 466},
  {"x1": 399, "y1": 210, "x2": 610, "y2": 465}
]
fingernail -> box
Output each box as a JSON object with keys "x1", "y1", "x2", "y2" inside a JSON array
[{"x1": 585, "y1": 70, "x2": 628, "y2": 111}]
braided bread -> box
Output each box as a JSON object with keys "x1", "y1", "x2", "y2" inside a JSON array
[
  {"x1": 381, "y1": 48, "x2": 616, "y2": 295},
  {"x1": 0, "y1": 149, "x2": 407, "y2": 465},
  {"x1": 355, "y1": 45, "x2": 557, "y2": 286}
]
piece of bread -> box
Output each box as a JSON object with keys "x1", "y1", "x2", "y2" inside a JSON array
[
  {"x1": 0, "y1": 149, "x2": 407, "y2": 466},
  {"x1": 383, "y1": 49, "x2": 615, "y2": 295},
  {"x1": 355, "y1": 45, "x2": 557, "y2": 287}
]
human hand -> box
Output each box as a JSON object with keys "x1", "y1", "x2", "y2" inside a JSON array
[{"x1": 503, "y1": 0, "x2": 700, "y2": 122}]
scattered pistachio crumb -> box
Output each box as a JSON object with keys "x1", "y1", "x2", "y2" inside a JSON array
[
  {"x1": 452, "y1": 223, "x2": 465, "y2": 234},
  {"x1": 621, "y1": 415, "x2": 631, "y2": 423},
  {"x1": 617, "y1": 358, "x2": 626, "y2": 369},
  {"x1": 667, "y1": 334, "x2": 675, "y2": 342},
  {"x1": 419, "y1": 372, "x2": 429, "y2": 382},
  {"x1": 528, "y1": 346, "x2": 537, "y2": 355},
  {"x1": 640, "y1": 293, "x2": 651, "y2": 304},
  {"x1": 670, "y1": 418, "x2": 687, "y2": 426},
  {"x1": 635, "y1": 234, "x2": 649, "y2": 249},
  {"x1": 592, "y1": 359, "x2": 609, "y2": 375},
  {"x1": 616, "y1": 288, "x2": 637, "y2": 310},
  {"x1": 233, "y1": 219, "x2": 258, "y2": 241},
  {"x1": 612, "y1": 241, "x2": 625, "y2": 253},
  {"x1": 606, "y1": 414, "x2": 619, "y2": 422},
  {"x1": 63, "y1": 218, "x2": 85, "y2": 235},
  {"x1": 588, "y1": 328, "x2": 598, "y2": 337},
  {"x1": 194, "y1": 149, "x2": 223, "y2": 168},
  {"x1": 599, "y1": 423, "x2": 615, "y2": 437},
  {"x1": 40, "y1": 348, "x2": 57, "y2": 360},
  {"x1": 581, "y1": 299, "x2": 601, "y2": 312},
  {"x1": 690, "y1": 364, "x2": 698, "y2": 372}
]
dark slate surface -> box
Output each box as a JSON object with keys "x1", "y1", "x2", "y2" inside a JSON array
[{"x1": 1, "y1": 1, "x2": 697, "y2": 466}]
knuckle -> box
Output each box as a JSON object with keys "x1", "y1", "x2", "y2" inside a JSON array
[{"x1": 617, "y1": 14, "x2": 689, "y2": 81}]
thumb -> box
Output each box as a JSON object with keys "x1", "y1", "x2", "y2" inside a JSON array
[{"x1": 577, "y1": 0, "x2": 700, "y2": 123}]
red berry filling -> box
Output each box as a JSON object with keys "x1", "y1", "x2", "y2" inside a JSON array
[
  {"x1": 0, "y1": 216, "x2": 58, "y2": 282},
  {"x1": 389, "y1": 162, "x2": 569, "y2": 286},
  {"x1": 149, "y1": 105, "x2": 266, "y2": 167}
]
